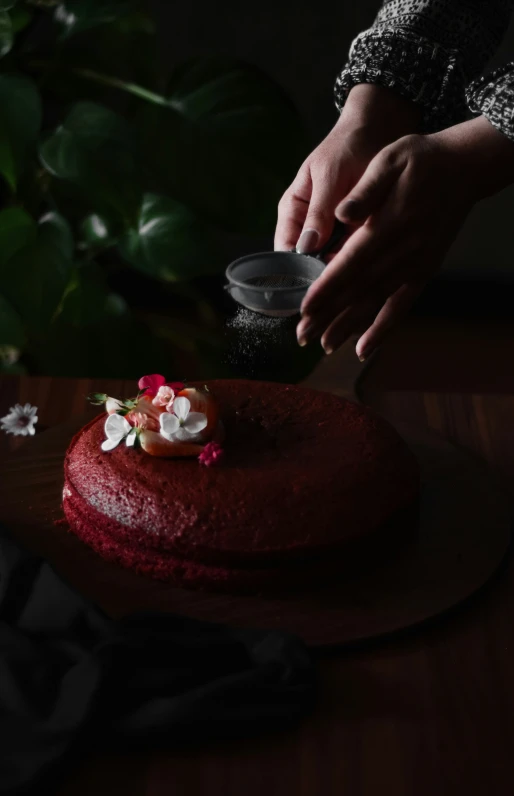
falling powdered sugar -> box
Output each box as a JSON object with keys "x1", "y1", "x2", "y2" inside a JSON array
[{"x1": 224, "y1": 308, "x2": 297, "y2": 376}]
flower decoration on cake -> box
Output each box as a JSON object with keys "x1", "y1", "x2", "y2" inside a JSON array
[
  {"x1": 89, "y1": 375, "x2": 224, "y2": 463},
  {"x1": 101, "y1": 414, "x2": 137, "y2": 451},
  {"x1": 160, "y1": 396, "x2": 208, "y2": 442}
]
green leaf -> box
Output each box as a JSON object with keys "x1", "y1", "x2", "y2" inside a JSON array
[
  {"x1": 54, "y1": 0, "x2": 140, "y2": 38},
  {"x1": 118, "y1": 194, "x2": 217, "y2": 281},
  {"x1": 0, "y1": 10, "x2": 12, "y2": 57},
  {"x1": 0, "y1": 207, "x2": 37, "y2": 268},
  {"x1": 10, "y1": 6, "x2": 32, "y2": 33},
  {"x1": 39, "y1": 101, "x2": 139, "y2": 222},
  {"x1": 0, "y1": 1, "x2": 17, "y2": 10},
  {"x1": 32, "y1": 309, "x2": 171, "y2": 378},
  {"x1": 0, "y1": 294, "x2": 25, "y2": 347},
  {"x1": 80, "y1": 212, "x2": 117, "y2": 247},
  {"x1": 0, "y1": 214, "x2": 73, "y2": 329},
  {"x1": 136, "y1": 57, "x2": 309, "y2": 234},
  {"x1": 59, "y1": 261, "x2": 117, "y2": 327},
  {"x1": 39, "y1": 211, "x2": 74, "y2": 260},
  {"x1": 0, "y1": 75, "x2": 42, "y2": 191}
]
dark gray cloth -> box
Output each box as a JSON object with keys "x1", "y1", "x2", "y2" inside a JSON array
[
  {"x1": 335, "y1": 0, "x2": 514, "y2": 139},
  {"x1": 0, "y1": 529, "x2": 316, "y2": 795}
]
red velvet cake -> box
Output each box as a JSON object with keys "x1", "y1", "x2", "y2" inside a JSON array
[{"x1": 62, "y1": 379, "x2": 419, "y2": 593}]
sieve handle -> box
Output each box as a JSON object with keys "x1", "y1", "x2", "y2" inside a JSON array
[{"x1": 313, "y1": 219, "x2": 348, "y2": 262}]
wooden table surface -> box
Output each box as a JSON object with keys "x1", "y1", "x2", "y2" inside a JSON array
[{"x1": 1, "y1": 317, "x2": 514, "y2": 796}]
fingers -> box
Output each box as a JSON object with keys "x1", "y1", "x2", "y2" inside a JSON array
[
  {"x1": 300, "y1": 218, "x2": 407, "y2": 321},
  {"x1": 336, "y1": 144, "x2": 405, "y2": 224},
  {"x1": 319, "y1": 297, "x2": 382, "y2": 355},
  {"x1": 356, "y1": 282, "x2": 424, "y2": 360},
  {"x1": 274, "y1": 166, "x2": 312, "y2": 251},
  {"x1": 296, "y1": 167, "x2": 345, "y2": 253},
  {"x1": 275, "y1": 157, "x2": 353, "y2": 254}
]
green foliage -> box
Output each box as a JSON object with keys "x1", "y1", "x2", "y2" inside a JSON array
[
  {"x1": 0, "y1": 0, "x2": 318, "y2": 382},
  {"x1": 0, "y1": 75, "x2": 41, "y2": 190},
  {"x1": 118, "y1": 194, "x2": 217, "y2": 281},
  {"x1": 0, "y1": 10, "x2": 12, "y2": 58}
]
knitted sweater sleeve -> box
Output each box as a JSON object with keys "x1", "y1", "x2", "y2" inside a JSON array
[{"x1": 334, "y1": 0, "x2": 514, "y2": 134}]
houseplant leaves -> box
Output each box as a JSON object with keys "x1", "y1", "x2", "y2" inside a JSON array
[
  {"x1": 118, "y1": 194, "x2": 218, "y2": 281},
  {"x1": 39, "y1": 101, "x2": 140, "y2": 223},
  {"x1": 0, "y1": 9, "x2": 12, "y2": 58},
  {"x1": 136, "y1": 56, "x2": 309, "y2": 235},
  {"x1": 0, "y1": 295, "x2": 24, "y2": 347},
  {"x1": 0, "y1": 74, "x2": 41, "y2": 191},
  {"x1": 54, "y1": 1, "x2": 142, "y2": 38},
  {"x1": 0, "y1": 210, "x2": 73, "y2": 330}
]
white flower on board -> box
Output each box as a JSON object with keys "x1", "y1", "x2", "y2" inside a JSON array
[
  {"x1": 0, "y1": 403, "x2": 38, "y2": 437},
  {"x1": 101, "y1": 413, "x2": 137, "y2": 451},
  {"x1": 159, "y1": 396, "x2": 207, "y2": 442}
]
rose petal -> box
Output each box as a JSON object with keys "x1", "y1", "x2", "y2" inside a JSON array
[
  {"x1": 173, "y1": 396, "x2": 190, "y2": 422},
  {"x1": 159, "y1": 412, "x2": 180, "y2": 440},
  {"x1": 183, "y1": 412, "x2": 208, "y2": 434}
]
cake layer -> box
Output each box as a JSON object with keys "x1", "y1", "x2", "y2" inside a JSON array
[
  {"x1": 63, "y1": 470, "x2": 418, "y2": 593},
  {"x1": 63, "y1": 380, "x2": 419, "y2": 574}
]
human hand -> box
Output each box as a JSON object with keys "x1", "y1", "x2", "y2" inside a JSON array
[
  {"x1": 297, "y1": 115, "x2": 514, "y2": 359},
  {"x1": 274, "y1": 84, "x2": 421, "y2": 255}
]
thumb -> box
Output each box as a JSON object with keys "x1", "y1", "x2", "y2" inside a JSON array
[
  {"x1": 296, "y1": 170, "x2": 345, "y2": 254},
  {"x1": 335, "y1": 146, "x2": 404, "y2": 224}
]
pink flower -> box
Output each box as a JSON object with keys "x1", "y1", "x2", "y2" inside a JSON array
[
  {"x1": 198, "y1": 441, "x2": 224, "y2": 467},
  {"x1": 138, "y1": 374, "x2": 185, "y2": 398},
  {"x1": 125, "y1": 411, "x2": 158, "y2": 431},
  {"x1": 152, "y1": 385, "x2": 176, "y2": 408}
]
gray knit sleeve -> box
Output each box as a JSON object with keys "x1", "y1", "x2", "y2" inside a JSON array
[
  {"x1": 335, "y1": 0, "x2": 514, "y2": 133},
  {"x1": 466, "y1": 63, "x2": 514, "y2": 141}
]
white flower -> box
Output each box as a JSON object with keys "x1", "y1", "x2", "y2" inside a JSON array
[
  {"x1": 106, "y1": 397, "x2": 124, "y2": 414},
  {"x1": 159, "y1": 396, "x2": 207, "y2": 442},
  {"x1": 0, "y1": 403, "x2": 38, "y2": 436},
  {"x1": 101, "y1": 413, "x2": 137, "y2": 451}
]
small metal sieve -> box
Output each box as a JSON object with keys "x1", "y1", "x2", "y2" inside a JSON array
[{"x1": 225, "y1": 220, "x2": 348, "y2": 317}]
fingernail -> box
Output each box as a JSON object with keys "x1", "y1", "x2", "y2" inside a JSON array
[
  {"x1": 297, "y1": 324, "x2": 311, "y2": 347},
  {"x1": 296, "y1": 228, "x2": 319, "y2": 254},
  {"x1": 336, "y1": 199, "x2": 360, "y2": 221},
  {"x1": 358, "y1": 354, "x2": 366, "y2": 362},
  {"x1": 322, "y1": 342, "x2": 333, "y2": 356}
]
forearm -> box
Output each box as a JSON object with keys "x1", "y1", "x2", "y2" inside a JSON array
[
  {"x1": 338, "y1": 84, "x2": 422, "y2": 138},
  {"x1": 430, "y1": 115, "x2": 514, "y2": 200},
  {"x1": 335, "y1": 0, "x2": 514, "y2": 133}
]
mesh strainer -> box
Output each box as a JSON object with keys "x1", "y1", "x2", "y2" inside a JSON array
[{"x1": 225, "y1": 220, "x2": 348, "y2": 317}]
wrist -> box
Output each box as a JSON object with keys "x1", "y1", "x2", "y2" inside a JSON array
[
  {"x1": 429, "y1": 116, "x2": 514, "y2": 200},
  {"x1": 339, "y1": 84, "x2": 422, "y2": 140}
]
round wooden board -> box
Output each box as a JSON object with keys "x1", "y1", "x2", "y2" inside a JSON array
[{"x1": 0, "y1": 417, "x2": 511, "y2": 648}]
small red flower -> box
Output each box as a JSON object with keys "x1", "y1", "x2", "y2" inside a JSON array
[{"x1": 198, "y1": 441, "x2": 224, "y2": 467}]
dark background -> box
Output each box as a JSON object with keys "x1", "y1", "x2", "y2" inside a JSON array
[{"x1": 153, "y1": 0, "x2": 514, "y2": 283}]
